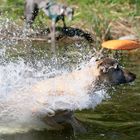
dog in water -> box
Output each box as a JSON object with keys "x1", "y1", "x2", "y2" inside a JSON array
[
  {"x1": 30, "y1": 57, "x2": 136, "y2": 133},
  {"x1": 24, "y1": 0, "x2": 74, "y2": 27}
]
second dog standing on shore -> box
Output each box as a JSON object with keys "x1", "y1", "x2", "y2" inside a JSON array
[
  {"x1": 24, "y1": 0, "x2": 74, "y2": 27},
  {"x1": 24, "y1": 0, "x2": 74, "y2": 51}
]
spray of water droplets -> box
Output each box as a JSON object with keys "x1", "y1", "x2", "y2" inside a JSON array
[{"x1": 0, "y1": 17, "x2": 107, "y2": 134}]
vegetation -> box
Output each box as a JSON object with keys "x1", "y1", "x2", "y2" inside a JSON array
[{"x1": 0, "y1": 0, "x2": 140, "y2": 42}]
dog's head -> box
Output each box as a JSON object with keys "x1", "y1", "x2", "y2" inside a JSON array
[
  {"x1": 40, "y1": 2, "x2": 74, "y2": 21},
  {"x1": 96, "y1": 58, "x2": 136, "y2": 85},
  {"x1": 64, "y1": 6, "x2": 74, "y2": 21}
]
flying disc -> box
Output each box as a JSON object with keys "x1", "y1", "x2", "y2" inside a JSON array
[{"x1": 102, "y1": 40, "x2": 140, "y2": 50}]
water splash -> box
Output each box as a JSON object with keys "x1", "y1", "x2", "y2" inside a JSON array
[
  {"x1": 0, "y1": 17, "x2": 38, "y2": 47},
  {"x1": 0, "y1": 56, "x2": 107, "y2": 134},
  {"x1": 0, "y1": 17, "x2": 107, "y2": 134}
]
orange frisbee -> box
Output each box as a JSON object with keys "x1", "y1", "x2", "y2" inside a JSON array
[{"x1": 102, "y1": 40, "x2": 140, "y2": 50}]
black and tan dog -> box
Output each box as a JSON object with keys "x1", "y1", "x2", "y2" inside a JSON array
[{"x1": 30, "y1": 57, "x2": 136, "y2": 133}]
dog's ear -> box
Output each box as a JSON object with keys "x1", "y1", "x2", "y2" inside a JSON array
[
  {"x1": 60, "y1": 5, "x2": 66, "y2": 14},
  {"x1": 97, "y1": 62, "x2": 109, "y2": 73},
  {"x1": 97, "y1": 59, "x2": 119, "y2": 73}
]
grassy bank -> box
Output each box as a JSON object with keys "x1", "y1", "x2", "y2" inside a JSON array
[{"x1": 0, "y1": 0, "x2": 140, "y2": 42}]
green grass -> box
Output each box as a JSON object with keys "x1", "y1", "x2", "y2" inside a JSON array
[
  {"x1": 0, "y1": 0, "x2": 138, "y2": 22},
  {"x1": 0, "y1": 0, "x2": 140, "y2": 41}
]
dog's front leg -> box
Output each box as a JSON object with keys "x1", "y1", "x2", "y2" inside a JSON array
[
  {"x1": 67, "y1": 116, "x2": 87, "y2": 135},
  {"x1": 50, "y1": 20, "x2": 56, "y2": 54},
  {"x1": 24, "y1": 2, "x2": 39, "y2": 28},
  {"x1": 62, "y1": 16, "x2": 66, "y2": 27},
  {"x1": 43, "y1": 116, "x2": 64, "y2": 130}
]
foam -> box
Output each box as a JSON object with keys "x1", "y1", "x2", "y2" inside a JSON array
[
  {"x1": 0, "y1": 17, "x2": 107, "y2": 134},
  {"x1": 0, "y1": 56, "x2": 107, "y2": 134}
]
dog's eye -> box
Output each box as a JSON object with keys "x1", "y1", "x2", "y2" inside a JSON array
[
  {"x1": 114, "y1": 64, "x2": 119, "y2": 69},
  {"x1": 116, "y1": 64, "x2": 122, "y2": 70}
]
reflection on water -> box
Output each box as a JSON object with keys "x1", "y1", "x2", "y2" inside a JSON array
[{"x1": 0, "y1": 129, "x2": 75, "y2": 140}]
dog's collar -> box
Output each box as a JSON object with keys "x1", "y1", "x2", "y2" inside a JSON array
[
  {"x1": 45, "y1": 2, "x2": 66, "y2": 21},
  {"x1": 46, "y1": 2, "x2": 58, "y2": 21}
]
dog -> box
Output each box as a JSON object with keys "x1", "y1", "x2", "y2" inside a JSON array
[
  {"x1": 24, "y1": 0, "x2": 74, "y2": 51},
  {"x1": 24, "y1": 0, "x2": 74, "y2": 27},
  {"x1": 30, "y1": 57, "x2": 136, "y2": 133}
]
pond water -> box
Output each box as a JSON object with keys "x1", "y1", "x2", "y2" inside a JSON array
[{"x1": 0, "y1": 36, "x2": 140, "y2": 140}]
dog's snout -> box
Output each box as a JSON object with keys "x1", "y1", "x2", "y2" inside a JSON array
[
  {"x1": 130, "y1": 73, "x2": 136, "y2": 82},
  {"x1": 124, "y1": 70, "x2": 136, "y2": 83},
  {"x1": 96, "y1": 58, "x2": 137, "y2": 85}
]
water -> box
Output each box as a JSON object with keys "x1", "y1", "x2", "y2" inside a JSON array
[{"x1": 0, "y1": 19, "x2": 140, "y2": 140}]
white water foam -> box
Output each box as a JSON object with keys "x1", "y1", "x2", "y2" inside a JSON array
[
  {"x1": 0, "y1": 55, "x2": 107, "y2": 134},
  {"x1": 0, "y1": 17, "x2": 39, "y2": 47},
  {"x1": 0, "y1": 17, "x2": 107, "y2": 134}
]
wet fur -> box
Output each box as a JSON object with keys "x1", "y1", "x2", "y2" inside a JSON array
[{"x1": 30, "y1": 57, "x2": 136, "y2": 133}]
